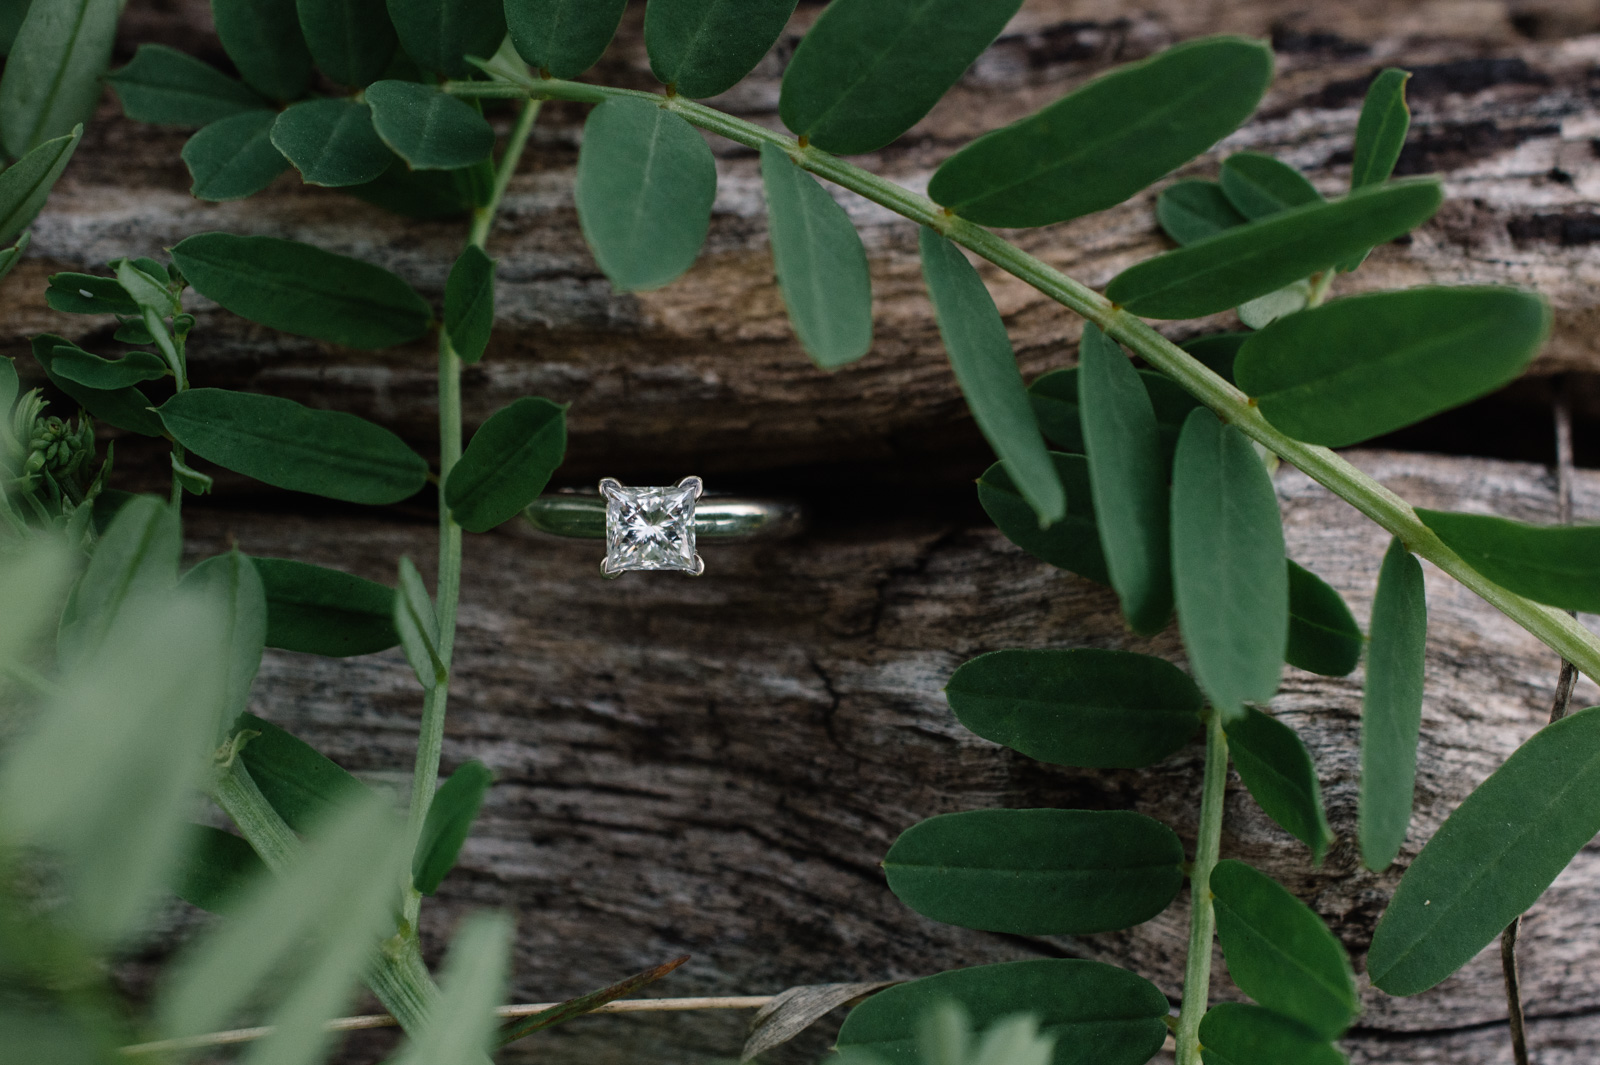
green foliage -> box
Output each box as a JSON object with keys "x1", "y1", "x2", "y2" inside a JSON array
[
  {"x1": 412, "y1": 759, "x2": 493, "y2": 895},
  {"x1": 760, "y1": 142, "x2": 874, "y2": 369},
  {"x1": 1170, "y1": 409, "x2": 1286, "y2": 721},
  {"x1": 930, "y1": 37, "x2": 1271, "y2": 227},
  {"x1": 883, "y1": 809, "x2": 1184, "y2": 935},
  {"x1": 391, "y1": 913, "x2": 512, "y2": 1065},
  {"x1": 1341, "y1": 68, "x2": 1411, "y2": 270},
  {"x1": 295, "y1": 0, "x2": 397, "y2": 86},
  {"x1": 977, "y1": 453, "x2": 1103, "y2": 581},
  {"x1": 1157, "y1": 180, "x2": 1246, "y2": 246},
  {"x1": 505, "y1": 0, "x2": 626, "y2": 79},
  {"x1": 1285, "y1": 561, "x2": 1362, "y2": 677},
  {"x1": 183, "y1": 110, "x2": 289, "y2": 200},
  {"x1": 1225, "y1": 707, "x2": 1334, "y2": 864},
  {"x1": 945, "y1": 648, "x2": 1201, "y2": 769},
  {"x1": 386, "y1": 0, "x2": 505, "y2": 78},
  {"x1": 837, "y1": 959, "x2": 1169, "y2": 1065},
  {"x1": 107, "y1": 44, "x2": 265, "y2": 126},
  {"x1": 497, "y1": 956, "x2": 690, "y2": 1045},
  {"x1": 0, "y1": 0, "x2": 116, "y2": 157},
  {"x1": 253, "y1": 556, "x2": 400, "y2": 656},
  {"x1": 395, "y1": 555, "x2": 445, "y2": 688},
  {"x1": 48, "y1": 343, "x2": 166, "y2": 389},
  {"x1": 575, "y1": 96, "x2": 716, "y2": 292},
  {"x1": 1235, "y1": 287, "x2": 1549, "y2": 447},
  {"x1": 235, "y1": 712, "x2": 371, "y2": 833},
  {"x1": 0, "y1": 126, "x2": 79, "y2": 242},
  {"x1": 1210, "y1": 859, "x2": 1357, "y2": 1038},
  {"x1": 1360, "y1": 538, "x2": 1427, "y2": 870},
  {"x1": 1029, "y1": 364, "x2": 1198, "y2": 455},
  {"x1": 1078, "y1": 323, "x2": 1172, "y2": 634},
  {"x1": 1370, "y1": 703, "x2": 1600, "y2": 995},
  {"x1": 1197, "y1": 1004, "x2": 1347, "y2": 1065},
  {"x1": 1219, "y1": 152, "x2": 1322, "y2": 219},
  {"x1": 645, "y1": 0, "x2": 797, "y2": 99},
  {"x1": 158, "y1": 388, "x2": 429, "y2": 504},
  {"x1": 366, "y1": 80, "x2": 496, "y2": 169},
  {"x1": 1418, "y1": 507, "x2": 1600, "y2": 612},
  {"x1": 1107, "y1": 178, "x2": 1442, "y2": 318},
  {"x1": 180, "y1": 549, "x2": 268, "y2": 734},
  {"x1": 57, "y1": 494, "x2": 181, "y2": 665},
  {"x1": 44, "y1": 270, "x2": 134, "y2": 314},
  {"x1": 173, "y1": 824, "x2": 270, "y2": 913},
  {"x1": 211, "y1": 0, "x2": 313, "y2": 100},
  {"x1": 446, "y1": 397, "x2": 568, "y2": 533},
  {"x1": 445, "y1": 245, "x2": 496, "y2": 364},
  {"x1": 272, "y1": 98, "x2": 396, "y2": 187},
  {"x1": 779, "y1": 0, "x2": 1024, "y2": 155},
  {"x1": 922, "y1": 229, "x2": 1063, "y2": 524},
  {"x1": 171, "y1": 232, "x2": 433, "y2": 348}
]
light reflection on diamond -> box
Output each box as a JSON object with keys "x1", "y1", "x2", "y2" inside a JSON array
[{"x1": 601, "y1": 478, "x2": 702, "y2": 576}]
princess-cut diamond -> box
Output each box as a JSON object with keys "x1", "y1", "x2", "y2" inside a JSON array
[{"x1": 600, "y1": 477, "x2": 704, "y2": 576}]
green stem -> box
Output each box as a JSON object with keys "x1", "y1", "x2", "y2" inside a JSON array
[
  {"x1": 445, "y1": 71, "x2": 1600, "y2": 683},
  {"x1": 1175, "y1": 711, "x2": 1228, "y2": 1065}
]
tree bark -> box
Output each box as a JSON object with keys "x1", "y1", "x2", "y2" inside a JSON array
[{"x1": 16, "y1": 1, "x2": 1600, "y2": 1062}]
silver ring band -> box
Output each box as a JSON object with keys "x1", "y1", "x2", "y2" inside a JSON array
[{"x1": 523, "y1": 490, "x2": 805, "y2": 540}]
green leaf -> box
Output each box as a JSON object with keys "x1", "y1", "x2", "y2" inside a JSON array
[
  {"x1": 115, "y1": 256, "x2": 176, "y2": 316},
  {"x1": 1226, "y1": 706, "x2": 1334, "y2": 863},
  {"x1": 929, "y1": 37, "x2": 1272, "y2": 228},
  {"x1": 183, "y1": 110, "x2": 290, "y2": 201},
  {"x1": 837, "y1": 959, "x2": 1169, "y2": 1065},
  {"x1": 212, "y1": 0, "x2": 313, "y2": 100},
  {"x1": 395, "y1": 555, "x2": 444, "y2": 689},
  {"x1": 1234, "y1": 286, "x2": 1549, "y2": 447},
  {"x1": 0, "y1": 0, "x2": 31, "y2": 55},
  {"x1": 180, "y1": 550, "x2": 267, "y2": 734},
  {"x1": 31, "y1": 334, "x2": 165, "y2": 436},
  {"x1": 45, "y1": 271, "x2": 135, "y2": 314},
  {"x1": 271, "y1": 97, "x2": 395, "y2": 187},
  {"x1": 173, "y1": 824, "x2": 268, "y2": 913},
  {"x1": 1350, "y1": 69, "x2": 1411, "y2": 190},
  {"x1": 1286, "y1": 560, "x2": 1362, "y2": 677},
  {"x1": 978, "y1": 453, "x2": 1103, "y2": 583},
  {"x1": 170, "y1": 454, "x2": 215, "y2": 496},
  {"x1": 0, "y1": 0, "x2": 117, "y2": 157},
  {"x1": 294, "y1": 0, "x2": 397, "y2": 86},
  {"x1": 1158, "y1": 180, "x2": 1246, "y2": 246},
  {"x1": 348, "y1": 158, "x2": 475, "y2": 219},
  {"x1": 392, "y1": 912, "x2": 512, "y2": 1065},
  {"x1": 57, "y1": 494, "x2": 180, "y2": 665},
  {"x1": 921, "y1": 229, "x2": 1063, "y2": 523},
  {"x1": 0, "y1": 353, "x2": 16, "y2": 411},
  {"x1": 1370, "y1": 703, "x2": 1600, "y2": 995},
  {"x1": 1197, "y1": 1003, "x2": 1347, "y2": 1065},
  {"x1": 107, "y1": 44, "x2": 265, "y2": 127},
  {"x1": 445, "y1": 397, "x2": 567, "y2": 533},
  {"x1": 645, "y1": 0, "x2": 797, "y2": 99},
  {"x1": 156, "y1": 794, "x2": 410, "y2": 1064},
  {"x1": 760, "y1": 142, "x2": 873, "y2": 369},
  {"x1": 497, "y1": 956, "x2": 689, "y2": 1045},
  {"x1": 1219, "y1": 151, "x2": 1322, "y2": 220},
  {"x1": 0, "y1": 230, "x2": 26, "y2": 285},
  {"x1": 235, "y1": 712, "x2": 370, "y2": 834},
  {"x1": 412, "y1": 760, "x2": 493, "y2": 895},
  {"x1": 1106, "y1": 178, "x2": 1443, "y2": 319},
  {"x1": 884, "y1": 809, "x2": 1184, "y2": 935},
  {"x1": 385, "y1": 0, "x2": 504, "y2": 78},
  {"x1": 1417, "y1": 507, "x2": 1600, "y2": 612},
  {"x1": 1029, "y1": 365, "x2": 1199, "y2": 455},
  {"x1": 0, "y1": 126, "x2": 80, "y2": 242},
  {"x1": 0, "y1": 539, "x2": 72, "y2": 690},
  {"x1": 779, "y1": 0, "x2": 1025, "y2": 156},
  {"x1": 945, "y1": 648, "x2": 1202, "y2": 769},
  {"x1": 506, "y1": 0, "x2": 626, "y2": 79},
  {"x1": 1181, "y1": 332, "x2": 1248, "y2": 384},
  {"x1": 1360, "y1": 537, "x2": 1427, "y2": 871},
  {"x1": 1236, "y1": 278, "x2": 1310, "y2": 330},
  {"x1": 1078, "y1": 323, "x2": 1172, "y2": 634},
  {"x1": 158, "y1": 388, "x2": 430, "y2": 504},
  {"x1": 575, "y1": 96, "x2": 716, "y2": 292},
  {"x1": 444, "y1": 244, "x2": 495, "y2": 364},
  {"x1": 253, "y1": 556, "x2": 399, "y2": 656},
  {"x1": 1170, "y1": 409, "x2": 1287, "y2": 720},
  {"x1": 171, "y1": 232, "x2": 432, "y2": 348},
  {"x1": 48, "y1": 343, "x2": 167, "y2": 389},
  {"x1": 1210, "y1": 859, "x2": 1358, "y2": 1038},
  {"x1": 366, "y1": 80, "x2": 495, "y2": 169}
]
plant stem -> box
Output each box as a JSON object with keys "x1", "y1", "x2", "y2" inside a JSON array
[
  {"x1": 446, "y1": 71, "x2": 1600, "y2": 684},
  {"x1": 402, "y1": 97, "x2": 542, "y2": 931},
  {"x1": 1175, "y1": 711, "x2": 1228, "y2": 1065}
]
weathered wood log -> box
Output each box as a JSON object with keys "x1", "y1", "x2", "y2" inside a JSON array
[{"x1": 124, "y1": 451, "x2": 1596, "y2": 1065}]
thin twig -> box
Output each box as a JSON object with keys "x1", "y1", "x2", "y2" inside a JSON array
[
  {"x1": 1503, "y1": 922, "x2": 1530, "y2": 1065},
  {"x1": 117, "y1": 996, "x2": 775, "y2": 1056}
]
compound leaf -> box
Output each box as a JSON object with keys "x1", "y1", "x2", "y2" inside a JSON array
[
  {"x1": 108, "y1": 44, "x2": 265, "y2": 127},
  {"x1": 575, "y1": 96, "x2": 716, "y2": 292},
  {"x1": 645, "y1": 0, "x2": 797, "y2": 99},
  {"x1": 252, "y1": 557, "x2": 400, "y2": 657},
  {"x1": 183, "y1": 110, "x2": 290, "y2": 201},
  {"x1": 366, "y1": 79, "x2": 495, "y2": 169},
  {"x1": 212, "y1": 0, "x2": 313, "y2": 100},
  {"x1": 30, "y1": 334, "x2": 164, "y2": 436},
  {"x1": 412, "y1": 760, "x2": 493, "y2": 895},
  {"x1": 1198, "y1": 1003, "x2": 1346, "y2": 1065},
  {"x1": 0, "y1": 126, "x2": 80, "y2": 242},
  {"x1": 0, "y1": 0, "x2": 117, "y2": 157},
  {"x1": 444, "y1": 244, "x2": 495, "y2": 364},
  {"x1": 1286, "y1": 560, "x2": 1362, "y2": 677},
  {"x1": 1226, "y1": 706, "x2": 1334, "y2": 863},
  {"x1": 978, "y1": 453, "x2": 1103, "y2": 583},
  {"x1": 1360, "y1": 537, "x2": 1427, "y2": 870},
  {"x1": 272, "y1": 97, "x2": 395, "y2": 187},
  {"x1": 445, "y1": 396, "x2": 568, "y2": 533},
  {"x1": 760, "y1": 142, "x2": 872, "y2": 369},
  {"x1": 506, "y1": 0, "x2": 625, "y2": 79},
  {"x1": 295, "y1": 0, "x2": 396, "y2": 86},
  {"x1": 930, "y1": 37, "x2": 1272, "y2": 227},
  {"x1": 386, "y1": 0, "x2": 505, "y2": 78}
]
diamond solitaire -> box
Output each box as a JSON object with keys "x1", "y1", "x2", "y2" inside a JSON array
[{"x1": 600, "y1": 476, "x2": 705, "y2": 577}]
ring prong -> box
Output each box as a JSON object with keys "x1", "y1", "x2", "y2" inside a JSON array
[
  {"x1": 688, "y1": 553, "x2": 706, "y2": 577},
  {"x1": 601, "y1": 557, "x2": 625, "y2": 579},
  {"x1": 679, "y1": 475, "x2": 704, "y2": 500},
  {"x1": 598, "y1": 477, "x2": 624, "y2": 500}
]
